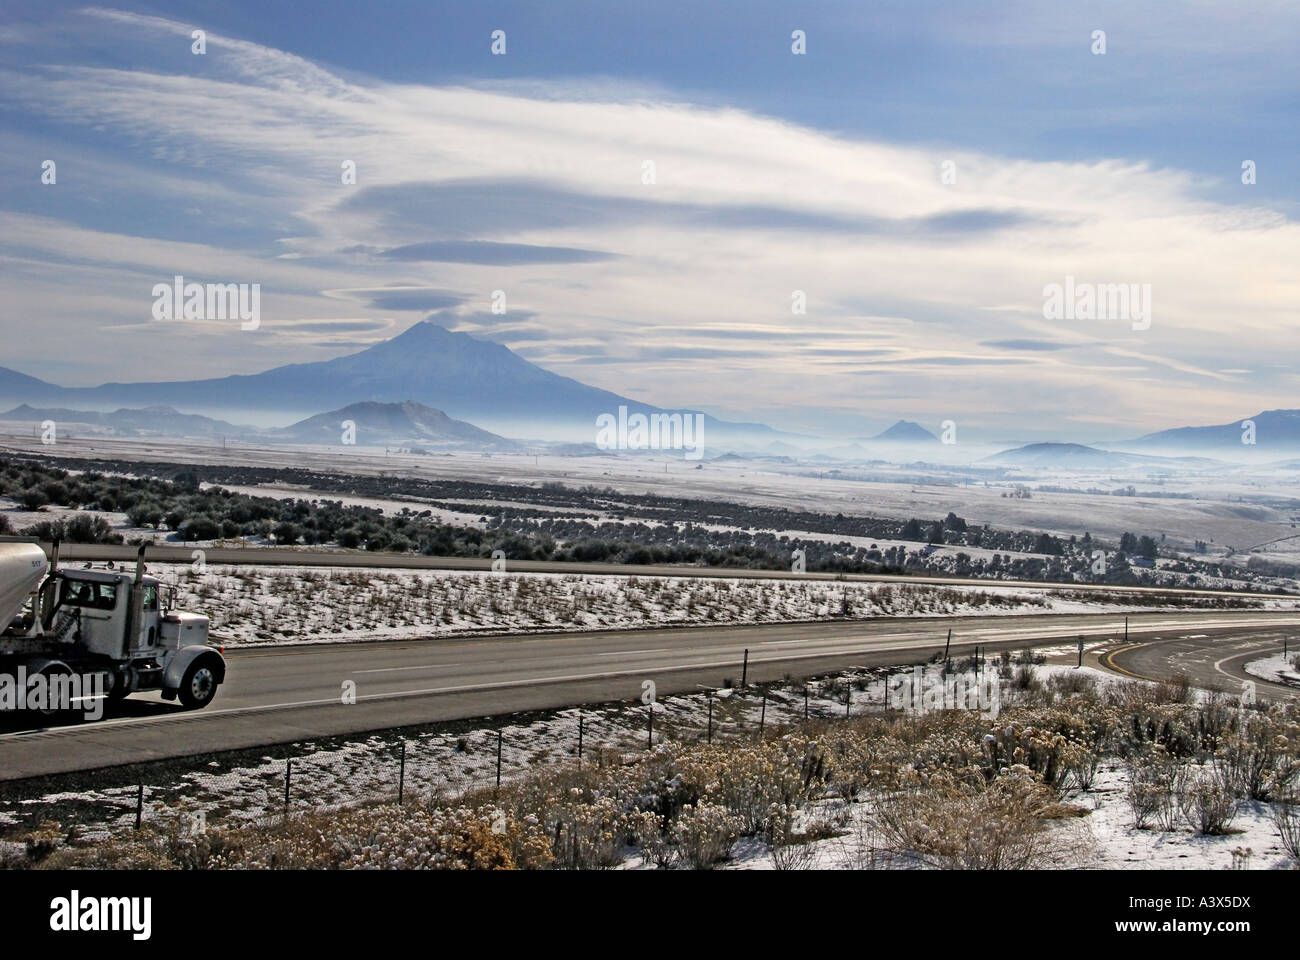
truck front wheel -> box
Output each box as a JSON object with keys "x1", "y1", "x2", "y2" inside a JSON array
[{"x1": 178, "y1": 659, "x2": 220, "y2": 709}]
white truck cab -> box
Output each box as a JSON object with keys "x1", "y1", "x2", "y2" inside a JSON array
[{"x1": 1, "y1": 540, "x2": 225, "y2": 712}]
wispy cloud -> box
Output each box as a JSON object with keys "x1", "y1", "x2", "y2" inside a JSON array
[{"x1": 0, "y1": 6, "x2": 1296, "y2": 436}]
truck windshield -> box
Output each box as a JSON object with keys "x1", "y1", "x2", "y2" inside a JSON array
[{"x1": 61, "y1": 580, "x2": 118, "y2": 611}]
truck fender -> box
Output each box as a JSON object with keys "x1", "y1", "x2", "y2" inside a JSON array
[
  {"x1": 16, "y1": 657, "x2": 70, "y2": 678},
  {"x1": 163, "y1": 646, "x2": 226, "y2": 694}
]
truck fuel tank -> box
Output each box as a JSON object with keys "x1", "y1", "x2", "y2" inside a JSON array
[{"x1": 0, "y1": 543, "x2": 49, "y2": 631}]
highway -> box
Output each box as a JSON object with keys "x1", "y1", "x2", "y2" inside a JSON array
[
  {"x1": 0, "y1": 609, "x2": 1294, "y2": 780},
  {"x1": 14, "y1": 539, "x2": 1298, "y2": 600},
  {"x1": 1101, "y1": 624, "x2": 1300, "y2": 701}
]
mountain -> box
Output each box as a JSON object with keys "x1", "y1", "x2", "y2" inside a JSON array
[
  {"x1": 1127, "y1": 409, "x2": 1300, "y2": 454},
  {"x1": 984, "y1": 442, "x2": 1128, "y2": 468},
  {"x1": 272, "y1": 401, "x2": 515, "y2": 450},
  {"x1": 0, "y1": 322, "x2": 788, "y2": 445},
  {"x1": 870, "y1": 420, "x2": 939, "y2": 444},
  {"x1": 0, "y1": 368, "x2": 61, "y2": 403},
  {"x1": 0, "y1": 404, "x2": 248, "y2": 438},
  {"x1": 982, "y1": 442, "x2": 1217, "y2": 469}
]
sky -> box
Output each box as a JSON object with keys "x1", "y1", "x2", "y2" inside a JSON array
[{"x1": 1, "y1": 1, "x2": 1297, "y2": 441}]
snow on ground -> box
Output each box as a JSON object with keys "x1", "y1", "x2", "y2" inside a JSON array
[
  {"x1": 144, "y1": 563, "x2": 1295, "y2": 646},
  {"x1": 710, "y1": 761, "x2": 1292, "y2": 871},
  {"x1": 1244, "y1": 653, "x2": 1300, "y2": 686},
  {"x1": 1056, "y1": 764, "x2": 1291, "y2": 870},
  {"x1": 7, "y1": 662, "x2": 1295, "y2": 870}
]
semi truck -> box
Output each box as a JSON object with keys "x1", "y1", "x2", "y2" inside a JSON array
[{"x1": 0, "y1": 540, "x2": 225, "y2": 714}]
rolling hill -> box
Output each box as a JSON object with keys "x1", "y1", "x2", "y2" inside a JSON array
[{"x1": 271, "y1": 401, "x2": 516, "y2": 450}]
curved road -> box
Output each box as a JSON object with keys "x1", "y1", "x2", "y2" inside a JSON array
[
  {"x1": 1, "y1": 610, "x2": 1294, "y2": 780},
  {"x1": 1100, "y1": 625, "x2": 1299, "y2": 701}
]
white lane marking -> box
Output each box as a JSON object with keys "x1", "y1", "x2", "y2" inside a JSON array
[
  {"x1": 352, "y1": 663, "x2": 463, "y2": 674},
  {"x1": 0, "y1": 643, "x2": 954, "y2": 736},
  {"x1": 1213, "y1": 653, "x2": 1242, "y2": 681},
  {"x1": 6, "y1": 618, "x2": 1292, "y2": 740},
  {"x1": 596, "y1": 648, "x2": 672, "y2": 657}
]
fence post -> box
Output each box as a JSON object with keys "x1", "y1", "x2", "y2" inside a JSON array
[
  {"x1": 283, "y1": 759, "x2": 291, "y2": 816},
  {"x1": 707, "y1": 690, "x2": 713, "y2": 744},
  {"x1": 741, "y1": 649, "x2": 749, "y2": 689},
  {"x1": 758, "y1": 689, "x2": 767, "y2": 740},
  {"x1": 398, "y1": 740, "x2": 406, "y2": 804},
  {"x1": 495, "y1": 729, "x2": 503, "y2": 794},
  {"x1": 804, "y1": 685, "x2": 809, "y2": 720},
  {"x1": 577, "y1": 713, "x2": 584, "y2": 763},
  {"x1": 846, "y1": 680, "x2": 852, "y2": 718},
  {"x1": 944, "y1": 628, "x2": 951, "y2": 662},
  {"x1": 135, "y1": 783, "x2": 144, "y2": 830},
  {"x1": 647, "y1": 702, "x2": 654, "y2": 750}
]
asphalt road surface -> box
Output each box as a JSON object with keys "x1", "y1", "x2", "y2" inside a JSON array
[
  {"x1": 1, "y1": 610, "x2": 1293, "y2": 780},
  {"x1": 1101, "y1": 624, "x2": 1300, "y2": 701}
]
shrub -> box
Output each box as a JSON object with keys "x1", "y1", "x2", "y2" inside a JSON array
[
  {"x1": 1270, "y1": 794, "x2": 1300, "y2": 865},
  {"x1": 1125, "y1": 747, "x2": 1177, "y2": 829},
  {"x1": 1012, "y1": 664, "x2": 1041, "y2": 691},
  {"x1": 18, "y1": 488, "x2": 48, "y2": 511},
  {"x1": 1049, "y1": 671, "x2": 1098, "y2": 698},
  {"x1": 671, "y1": 802, "x2": 741, "y2": 869},
  {"x1": 1153, "y1": 672, "x2": 1194, "y2": 705},
  {"x1": 178, "y1": 516, "x2": 221, "y2": 542},
  {"x1": 1215, "y1": 709, "x2": 1300, "y2": 802},
  {"x1": 875, "y1": 769, "x2": 1062, "y2": 870},
  {"x1": 630, "y1": 809, "x2": 674, "y2": 868},
  {"x1": 766, "y1": 803, "x2": 820, "y2": 871},
  {"x1": 1175, "y1": 764, "x2": 1237, "y2": 835},
  {"x1": 21, "y1": 514, "x2": 123, "y2": 544}
]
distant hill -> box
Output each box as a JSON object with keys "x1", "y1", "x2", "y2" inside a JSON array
[
  {"x1": 0, "y1": 404, "x2": 248, "y2": 438},
  {"x1": 982, "y1": 441, "x2": 1219, "y2": 470},
  {"x1": 984, "y1": 442, "x2": 1125, "y2": 467},
  {"x1": 272, "y1": 401, "x2": 515, "y2": 450},
  {"x1": 0, "y1": 321, "x2": 790, "y2": 446},
  {"x1": 870, "y1": 420, "x2": 939, "y2": 444},
  {"x1": 546, "y1": 442, "x2": 617, "y2": 457},
  {"x1": 1128, "y1": 409, "x2": 1300, "y2": 453},
  {"x1": 0, "y1": 368, "x2": 60, "y2": 402}
]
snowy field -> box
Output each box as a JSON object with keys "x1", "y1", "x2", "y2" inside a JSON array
[
  {"x1": 150, "y1": 563, "x2": 1298, "y2": 646},
  {"x1": 1245, "y1": 654, "x2": 1300, "y2": 687}
]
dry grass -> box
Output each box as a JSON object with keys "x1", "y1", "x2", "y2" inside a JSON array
[{"x1": 15, "y1": 680, "x2": 1299, "y2": 871}]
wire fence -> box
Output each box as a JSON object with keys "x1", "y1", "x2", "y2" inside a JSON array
[{"x1": 2, "y1": 653, "x2": 1006, "y2": 843}]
